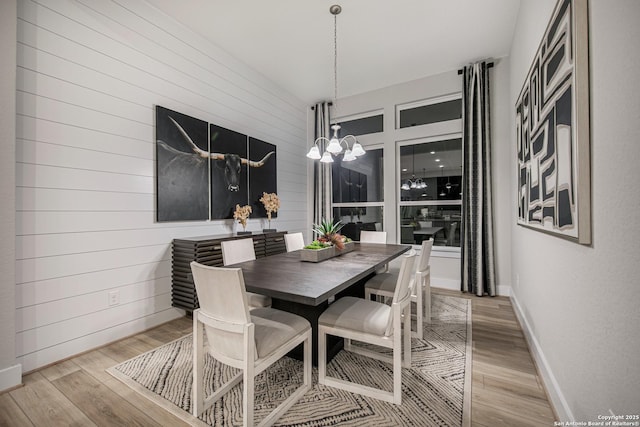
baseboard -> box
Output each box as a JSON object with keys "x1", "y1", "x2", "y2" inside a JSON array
[
  {"x1": 510, "y1": 292, "x2": 573, "y2": 421},
  {"x1": 0, "y1": 363, "x2": 22, "y2": 393}
]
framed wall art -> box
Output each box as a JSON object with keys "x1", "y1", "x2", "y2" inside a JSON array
[
  {"x1": 515, "y1": 0, "x2": 591, "y2": 244},
  {"x1": 155, "y1": 105, "x2": 277, "y2": 222}
]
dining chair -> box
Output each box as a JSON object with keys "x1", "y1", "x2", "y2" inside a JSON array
[
  {"x1": 359, "y1": 230, "x2": 389, "y2": 274},
  {"x1": 318, "y1": 253, "x2": 416, "y2": 405},
  {"x1": 447, "y1": 222, "x2": 458, "y2": 246},
  {"x1": 190, "y1": 262, "x2": 312, "y2": 426},
  {"x1": 359, "y1": 230, "x2": 387, "y2": 244},
  {"x1": 284, "y1": 232, "x2": 305, "y2": 252},
  {"x1": 221, "y1": 238, "x2": 272, "y2": 309},
  {"x1": 364, "y1": 239, "x2": 433, "y2": 339}
]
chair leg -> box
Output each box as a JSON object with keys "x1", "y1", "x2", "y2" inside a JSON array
[
  {"x1": 304, "y1": 331, "x2": 312, "y2": 388},
  {"x1": 413, "y1": 281, "x2": 424, "y2": 339},
  {"x1": 403, "y1": 305, "x2": 411, "y2": 369},
  {"x1": 243, "y1": 370, "x2": 254, "y2": 427},
  {"x1": 424, "y1": 275, "x2": 431, "y2": 324},
  {"x1": 192, "y1": 313, "x2": 205, "y2": 417},
  {"x1": 393, "y1": 308, "x2": 402, "y2": 405},
  {"x1": 318, "y1": 327, "x2": 327, "y2": 385}
]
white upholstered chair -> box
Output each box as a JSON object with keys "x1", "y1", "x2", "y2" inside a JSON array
[
  {"x1": 318, "y1": 253, "x2": 416, "y2": 405},
  {"x1": 284, "y1": 232, "x2": 305, "y2": 252},
  {"x1": 190, "y1": 262, "x2": 312, "y2": 426},
  {"x1": 221, "y1": 238, "x2": 272, "y2": 309},
  {"x1": 359, "y1": 230, "x2": 389, "y2": 274},
  {"x1": 364, "y1": 239, "x2": 433, "y2": 339},
  {"x1": 359, "y1": 230, "x2": 387, "y2": 244}
]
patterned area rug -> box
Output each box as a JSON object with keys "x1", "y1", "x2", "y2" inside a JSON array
[{"x1": 107, "y1": 294, "x2": 471, "y2": 427}]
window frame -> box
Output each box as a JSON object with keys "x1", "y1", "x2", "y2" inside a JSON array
[
  {"x1": 395, "y1": 93, "x2": 462, "y2": 130},
  {"x1": 331, "y1": 143, "x2": 385, "y2": 230},
  {"x1": 397, "y1": 133, "x2": 462, "y2": 257}
]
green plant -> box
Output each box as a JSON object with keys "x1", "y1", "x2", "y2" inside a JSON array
[
  {"x1": 313, "y1": 218, "x2": 347, "y2": 250},
  {"x1": 304, "y1": 240, "x2": 332, "y2": 250}
]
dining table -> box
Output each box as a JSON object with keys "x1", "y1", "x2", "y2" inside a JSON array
[
  {"x1": 413, "y1": 226, "x2": 444, "y2": 243},
  {"x1": 228, "y1": 242, "x2": 411, "y2": 365}
]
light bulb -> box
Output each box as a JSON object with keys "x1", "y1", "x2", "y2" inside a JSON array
[
  {"x1": 343, "y1": 149, "x2": 356, "y2": 161},
  {"x1": 326, "y1": 137, "x2": 342, "y2": 154},
  {"x1": 306, "y1": 145, "x2": 321, "y2": 159},
  {"x1": 351, "y1": 142, "x2": 365, "y2": 156},
  {"x1": 320, "y1": 151, "x2": 334, "y2": 163}
]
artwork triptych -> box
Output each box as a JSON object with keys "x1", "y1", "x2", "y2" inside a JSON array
[{"x1": 155, "y1": 106, "x2": 277, "y2": 222}]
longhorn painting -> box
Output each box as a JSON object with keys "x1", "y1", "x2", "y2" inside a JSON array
[{"x1": 155, "y1": 106, "x2": 277, "y2": 222}]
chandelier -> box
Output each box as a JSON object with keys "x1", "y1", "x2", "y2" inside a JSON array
[
  {"x1": 306, "y1": 5, "x2": 366, "y2": 163},
  {"x1": 401, "y1": 148, "x2": 427, "y2": 190}
]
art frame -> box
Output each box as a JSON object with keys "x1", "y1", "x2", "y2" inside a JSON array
[
  {"x1": 155, "y1": 106, "x2": 277, "y2": 222},
  {"x1": 515, "y1": 0, "x2": 591, "y2": 244}
]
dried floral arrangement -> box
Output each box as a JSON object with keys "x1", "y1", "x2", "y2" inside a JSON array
[
  {"x1": 233, "y1": 204, "x2": 252, "y2": 231},
  {"x1": 259, "y1": 192, "x2": 280, "y2": 221}
]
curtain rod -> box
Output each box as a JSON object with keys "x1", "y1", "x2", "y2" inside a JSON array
[
  {"x1": 311, "y1": 102, "x2": 333, "y2": 111},
  {"x1": 311, "y1": 63, "x2": 495, "y2": 110},
  {"x1": 458, "y1": 62, "x2": 494, "y2": 74}
]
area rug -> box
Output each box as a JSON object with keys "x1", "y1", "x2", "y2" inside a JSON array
[{"x1": 107, "y1": 294, "x2": 472, "y2": 427}]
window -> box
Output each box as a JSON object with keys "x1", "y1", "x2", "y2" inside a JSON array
[
  {"x1": 336, "y1": 112, "x2": 383, "y2": 136},
  {"x1": 396, "y1": 94, "x2": 462, "y2": 129},
  {"x1": 332, "y1": 147, "x2": 384, "y2": 241},
  {"x1": 398, "y1": 137, "x2": 462, "y2": 248}
]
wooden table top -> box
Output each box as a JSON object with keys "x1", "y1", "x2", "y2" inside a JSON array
[
  {"x1": 230, "y1": 243, "x2": 411, "y2": 306},
  {"x1": 413, "y1": 227, "x2": 444, "y2": 235}
]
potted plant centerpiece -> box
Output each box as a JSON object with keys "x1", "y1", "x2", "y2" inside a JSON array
[{"x1": 301, "y1": 219, "x2": 353, "y2": 262}]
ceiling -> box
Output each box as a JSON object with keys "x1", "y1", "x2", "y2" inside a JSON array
[{"x1": 147, "y1": 0, "x2": 521, "y2": 105}]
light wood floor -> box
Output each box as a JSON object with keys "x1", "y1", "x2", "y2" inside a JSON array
[{"x1": 0, "y1": 289, "x2": 556, "y2": 426}]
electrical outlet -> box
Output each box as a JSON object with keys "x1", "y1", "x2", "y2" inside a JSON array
[{"x1": 108, "y1": 290, "x2": 120, "y2": 306}]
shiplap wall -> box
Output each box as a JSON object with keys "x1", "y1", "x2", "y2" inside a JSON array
[{"x1": 15, "y1": 0, "x2": 308, "y2": 372}]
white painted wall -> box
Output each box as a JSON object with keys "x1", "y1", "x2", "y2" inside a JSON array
[
  {"x1": 0, "y1": 0, "x2": 21, "y2": 392},
  {"x1": 321, "y1": 63, "x2": 513, "y2": 295},
  {"x1": 12, "y1": 0, "x2": 307, "y2": 374},
  {"x1": 509, "y1": 0, "x2": 640, "y2": 420}
]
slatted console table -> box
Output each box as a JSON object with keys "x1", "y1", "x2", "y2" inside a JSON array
[{"x1": 171, "y1": 231, "x2": 287, "y2": 312}]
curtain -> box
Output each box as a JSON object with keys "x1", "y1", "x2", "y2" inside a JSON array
[
  {"x1": 313, "y1": 102, "x2": 333, "y2": 227},
  {"x1": 461, "y1": 62, "x2": 497, "y2": 296}
]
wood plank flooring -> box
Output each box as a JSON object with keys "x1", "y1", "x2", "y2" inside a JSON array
[{"x1": 0, "y1": 289, "x2": 556, "y2": 426}]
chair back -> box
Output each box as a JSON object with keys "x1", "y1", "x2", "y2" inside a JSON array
[
  {"x1": 384, "y1": 253, "x2": 416, "y2": 336},
  {"x1": 221, "y1": 238, "x2": 256, "y2": 266},
  {"x1": 417, "y1": 238, "x2": 433, "y2": 273},
  {"x1": 284, "y1": 232, "x2": 305, "y2": 252},
  {"x1": 190, "y1": 262, "x2": 251, "y2": 362},
  {"x1": 360, "y1": 230, "x2": 387, "y2": 244},
  {"x1": 447, "y1": 222, "x2": 458, "y2": 246}
]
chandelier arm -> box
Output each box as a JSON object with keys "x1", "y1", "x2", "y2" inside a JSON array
[
  {"x1": 313, "y1": 136, "x2": 331, "y2": 146},
  {"x1": 339, "y1": 134, "x2": 358, "y2": 145}
]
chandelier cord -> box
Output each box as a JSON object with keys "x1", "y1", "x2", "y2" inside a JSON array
[{"x1": 333, "y1": 12, "x2": 338, "y2": 117}]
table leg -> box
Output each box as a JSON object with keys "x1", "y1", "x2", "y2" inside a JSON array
[{"x1": 271, "y1": 274, "x2": 371, "y2": 366}]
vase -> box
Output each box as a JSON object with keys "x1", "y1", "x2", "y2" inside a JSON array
[
  {"x1": 300, "y1": 246, "x2": 336, "y2": 262},
  {"x1": 336, "y1": 241, "x2": 355, "y2": 255}
]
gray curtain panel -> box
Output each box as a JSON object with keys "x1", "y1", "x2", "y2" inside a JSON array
[
  {"x1": 461, "y1": 62, "x2": 497, "y2": 296},
  {"x1": 313, "y1": 102, "x2": 333, "y2": 227}
]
